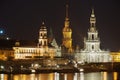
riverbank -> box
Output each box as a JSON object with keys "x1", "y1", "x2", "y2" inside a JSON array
[
  {"x1": 0, "y1": 68, "x2": 79, "y2": 74},
  {"x1": 0, "y1": 60, "x2": 120, "y2": 74}
]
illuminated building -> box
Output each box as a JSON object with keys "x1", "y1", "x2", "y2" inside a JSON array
[
  {"x1": 76, "y1": 9, "x2": 111, "y2": 63},
  {"x1": 111, "y1": 52, "x2": 120, "y2": 62},
  {"x1": 62, "y1": 5, "x2": 72, "y2": 52},
  {"x1": 0, "y1": 5, "x2": 116, "y2": 63},
  {"x1": 0, "y1": 39, "x2": 15, "y2": 60},
  {"x1": 0, "y1": 49, "x2": 14, "y2": 60},
  {"x1": 62, "y1": 4, "x2": 73, "y2": 58},
  {"x1": 13, "y1": 22, "x2": 61, "y2": 59},
  {"x1": 38, "y1": 22, "x2": 48, "y2": 47}
]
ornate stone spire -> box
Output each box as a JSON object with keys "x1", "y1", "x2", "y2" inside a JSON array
[
  {"x1": 64, "y1": 4, "x2": 70, "y2": 28},
  {"x1": 90, "y1": 8, "x2": 96, "y2": 32},
  {"x1": 91, "y1": 8, "x2": 95, "y2": 17}
]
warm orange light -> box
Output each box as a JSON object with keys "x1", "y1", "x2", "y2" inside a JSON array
[
  {"x1": 113, "y1": 72, "x2": 117, "y2": 80},
  {"x1": 103, "y1": 72, "x2": 107, "y2": 80}
]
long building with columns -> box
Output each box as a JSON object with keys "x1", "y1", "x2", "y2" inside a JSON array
[{"x1": 13, "y1": 22, "x2": 61, "y2": 59}]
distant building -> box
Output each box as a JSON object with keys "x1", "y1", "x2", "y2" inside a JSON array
[
  {"x1": 62, "y1": 5, "x2": 74, "y2": 59},
  {"x1": 0, "y1": 6, "x2": 115, "y2": 64},
  {"x1": 76, "y1": 9, "x2": 111, "y2": 63},
  {"x1": 13, "y1": 22, "x2": 61, "y2": 59},
  {"x1": 0, "y1": 40, "x2": 15, "y2": 60},
  {"x1": 0, "y1": 49, "x2": 14, "y2": 60},
  {"x1": 111, "y1": 52, "x2": 120, "y2": 62}
]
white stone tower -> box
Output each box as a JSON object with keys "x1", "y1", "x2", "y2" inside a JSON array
[
  {"x1": 78, "y1": 9, "x2": 110, "y2": 63},
  {"x1": 84, "y1": 9, "x2": 100, "y2": 52},
  {"x1": 38, "y1": 22, "x2": 48, "y2": 47}
]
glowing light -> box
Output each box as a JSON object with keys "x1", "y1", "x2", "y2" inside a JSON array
[
  {"x1": 79, "y1": 68, "x2": 84, "y2": 72},
  {"x1": 31, "y1": 69, "x2": 36, "y2": 73},
  {"x1": 0, "y1": 30, "x2": 3, "y2": 34},
  {"x1": 6, "y1": 37, "x2": 10, "y2": 40},
  {"x1": 0, "y1": 65, "x2": 4, "y2": 69}
]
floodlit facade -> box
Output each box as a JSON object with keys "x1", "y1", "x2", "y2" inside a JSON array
[
  {"x1": 111, "y1": 52, "x2": 120, "y2": 62},
  {"x1": 76, "y1": 9, "x2": 111, "y2": 63},
  {"x1": 13, "y1": 22, "x2": 61, "y2": 59},
  {"x1": 1, "y1": 6, "x2": 115, "y2": 63},
  {"x1": 62, "y1": 5, "x2": 73, "y2": 53},
  {"x1": 0, "y1": 49, "x2": 14, "y2": 60}
]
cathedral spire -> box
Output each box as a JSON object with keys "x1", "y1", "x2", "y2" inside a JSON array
[
  {"x1": 64, "y1": 4, "x2": 70, "y2": 28},
  {"x1": 65, "y1": 4, "x2": 69, "y2": 20},
  {"x1": 48, "y1": 27, "x2": 54, "y2": 43},
  {"x1": 91, "y1": 8, "x2": 95, "y2": 17},
  {"x1": 62, "y1": 3, "x2": 72, "y2": 52},
  {"x1": 42, "y1": 21, "x2": 45, "y2": 25},
  {"x1": 90, "y1": 8, "x2": 96, "y2": 32}
]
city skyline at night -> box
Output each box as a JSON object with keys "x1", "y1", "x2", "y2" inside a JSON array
[{"x1": 0, "y1": 0, "x2": 120, "y2": 51}]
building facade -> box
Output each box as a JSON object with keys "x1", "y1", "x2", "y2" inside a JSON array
[
  {"x1": 62, "y1": 5, "x2": 73, "y2": 53},
  {"x1": 76, "y1": 9, "x2": 111, "y2": 63},
  {"x1": 13, "y1": 22, "x2": 61, "y2": 59},
  {"x1": 111, "y1": 52, "x2": 120, "y2": 62},
  {"x1": 0, "y1": 49, "x2": 14, "y2": 60}
]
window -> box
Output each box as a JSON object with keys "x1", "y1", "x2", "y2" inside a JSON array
[
  {"x1": 92, "y1": 34, "x2": 94, "y2": 40},
  {"x1": 92, "y1": 45, "x2": 94, "y2": 50}
]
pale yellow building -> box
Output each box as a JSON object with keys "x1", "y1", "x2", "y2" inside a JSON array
[
  {"x1": 13, "y1": 22, "x2": 60, "y2": 59},
  {"x1": 111, "y1": 52, "x2": 120, "y2": 62},
  {"x1": 0, "y1": 49, "x2": 14, "y2": 60}
]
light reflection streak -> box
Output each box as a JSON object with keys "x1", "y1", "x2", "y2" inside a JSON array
[
  {"x1": 30, "y1": 74, "x2": 35, "y2": 80},
  {"x1": 0, "y1": 74, "x2": 4, "y2": 80},
  {"x1": 54, "y1": 72, "x2": 59, "y2": 80},
  {"x1": 80, "y1": 72, "x2": 84, "y2": 80},
  {"x1": 64, "y1": 74, "x2": 67, "y2": 80},
  {"x1": 49, "y1": 73, "x2": 54, "y2": 80},
  {"x1": 0, "y1": 72, "x2": 119, "y2": 80},
  {"x1": 85, "y1": 72, "x2": 101, "y2": 80},
  {"x1": 73, "y1": 73, "x2": 78, "y2": 80},
  {"x1": 102, "y1": 72, "x2": 107, "y2": 80},
  {"x1": 113, "y1": 72, "x2": 117, "y2": 80}
]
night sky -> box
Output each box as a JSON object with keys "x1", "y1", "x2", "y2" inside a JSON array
[{"x1": 0, "y1": 0, "x2": 120, "y2": 51}]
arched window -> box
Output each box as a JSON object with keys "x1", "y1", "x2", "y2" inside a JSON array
[
  {"x1": 40, "y1": 41, "x2": 42, "y2": 45},
  {"x1": 40, "y1": 33, "x2": 42, "y2": 36},
  {"x1": 44, "y1": 41, "x2": 47, "y2": 46},
  {"x1": 92, "y1": 34, "x2": 94, "y2": 40},
  {"x1": 92, "y1": 23, "x2": 94, "y2": 27},
  {"x1": 92, "y1": 45, "x2": 94, "y2": 50}
]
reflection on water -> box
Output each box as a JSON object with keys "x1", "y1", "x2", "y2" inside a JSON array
[{"x1": 0, "y1": 72, "x2": 119, "y2": 80}]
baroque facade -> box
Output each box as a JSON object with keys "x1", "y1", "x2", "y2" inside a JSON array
[
  {"x1": 62, "y1": 5, "x2": 74, "y2": 59},
  {"x1": 76, "y1": 9, "x2": 111, "y2": 63},
  {"x1": 0, "y1": 5, "x2": 114, "y2": 63},
  {"x1": 13, "y1": 22, "x2": 61, "y2": 59}
]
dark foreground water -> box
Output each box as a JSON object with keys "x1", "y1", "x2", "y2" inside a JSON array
[{"x1": 0, "y1": 72, "x2": 119, "y2": 80}]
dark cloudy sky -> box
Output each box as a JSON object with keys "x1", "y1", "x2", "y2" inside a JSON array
[{"x1": 0, "y1": 0, "x2": 120, "y2": 51}]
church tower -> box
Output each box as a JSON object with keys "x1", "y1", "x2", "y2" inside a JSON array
[
  {"x1": 78, "y1": 9, "x2": 110, "y2": 63},
  {"x1": 38, "y1": 22, "x2": 48, "y2": 47},
  {"x1": 62, "y1": 4, "x2": 72, "y2": 52},
  {"x1": 84, "y1": 8, "x2": 100, "y2": 51}
]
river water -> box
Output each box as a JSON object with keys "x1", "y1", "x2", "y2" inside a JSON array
[{"x1": 0, "y1": 72, "x2": 119, "y2": 80}]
